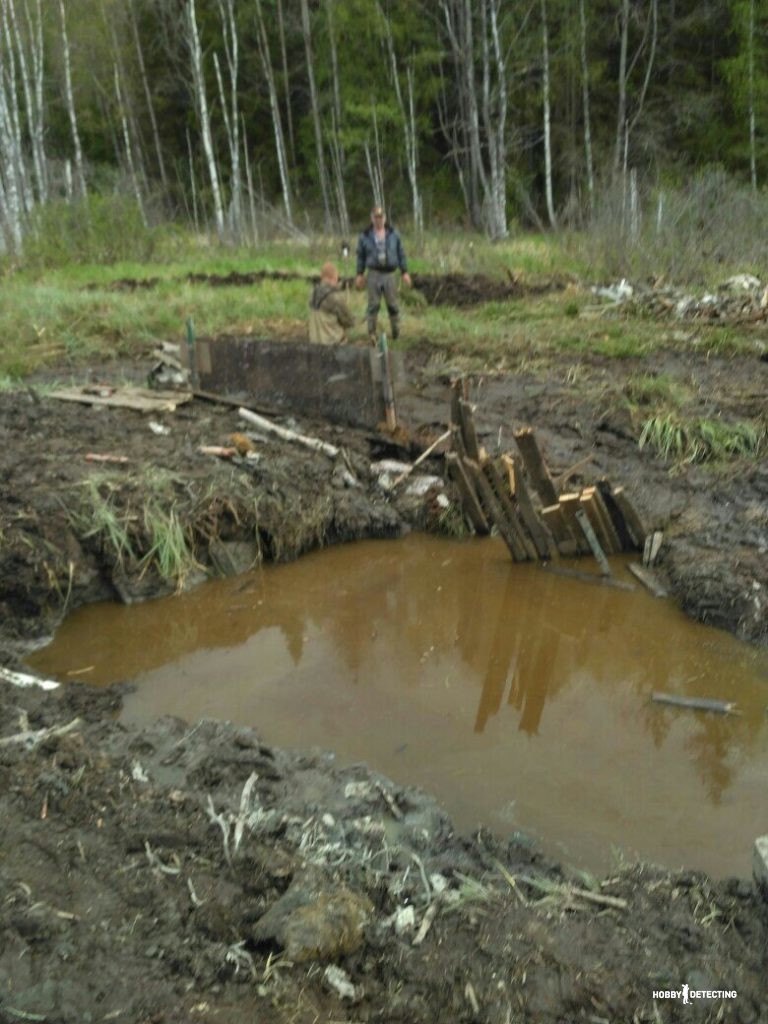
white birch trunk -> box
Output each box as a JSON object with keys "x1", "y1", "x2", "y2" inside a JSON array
[
  {"x1": 241, "y1": 115, "x2": 259, "y2": 244},
  {"x1": 185, "y1": 0, "x2": 225, "y2": 237},
  {"x1": 541, "y1": 0, "x2": 557, "y2": 228},
  {"x1": 276, "y1": 0, "x2": 296, "y2": 166},
  {"x1": 7, "y1": 0, "x2": 44, "y2": 203},
  {"x1": 113, "y1": 62, "x2": 146, "y2": 225},
  {"x1": 58, "y1": 0, "x2": 86, "y2": 198},
  {"x1": 382, "y1": 10, "x2": 423, "y2": 237},
  {"x1": 748, "y1": 0, "x2": 757, "y2": 190},
  {"x1": 325, "y1": 0, "x2": 349, "y2": 236},
  {"x1": 186, "y1": 125, "x2": 200, "y2": 233},
  {"x1": 215, "y1": 0, "x2": 243, "y2": 238},
  {"x1": 299, "y1": 0, "x2": 333, "y2": 231},
  {"x1": 0, "y1": 71, "x2": 23, "y2": 246},
  {"x1": 614, "y1": 0, "x2": 629, "y2": 176}
]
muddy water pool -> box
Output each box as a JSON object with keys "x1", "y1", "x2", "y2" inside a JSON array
[{"x1": 29, "y1": 535, "x2": 768, "y2": 878}]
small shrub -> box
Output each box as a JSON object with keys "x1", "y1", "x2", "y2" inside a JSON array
[{"x1": 563, "y1": 300, "x2": 579, "y2": 317}]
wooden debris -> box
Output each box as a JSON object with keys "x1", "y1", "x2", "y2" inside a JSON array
[
  {"x1": 0, "y1": 717, "x2": 82, "y2": 750},
  {"x1": 514, "y1": 428, "x2": 558, "y2": 506},
  {"x1": 467, "y1": 458, "x2": 527, "y2": 561},
  {"x1": 483, "y1": 460, "x2": 537, "y2": 560},
  {"x1": 542, "y1": 565, "x2": 635, "y2": 592},
  {"x1": 378, "y1": 333, "x2": 398, "y2": 432},
  {"x1": 597, "y1": 479, "x2": 636, "y2": 550},
  {"x1": 502, "y1": 455, "x2": 557, "y2": 560},
  {"x1": 651, "y1": 693, "x2": 739, "y2": 715},
  {"x1": 610, "y1": 486, "x2": 647, "y2": 547},
  {"x1": 574, "y1": 508, "x2": 612, "y2": 576},
  {"x1": 591, "y1": 487, "x2": 623, "y2": 554},
  {"x1": 238, "y1": 407, "x2": 339, "y2": 458},
  {"x1": 458, "y1": 400, "x2": 481, "y2": 460},
  {"x1": 412, "y1": 900, "x2": 440, "y2": 947},
  {"x1": 553, "y1": 454, "x2": 593, "y2": 489},
  {"x1": 391, "y1": 429, "x2": 452, "y2": 489},
  {"x1": 85, "y1": 453, "x2": 130, "y2": 464},
  {"x1": 558, "y1": 493, "x2": 592, "y2": 555},
  {"x1": 50, "y1": 385, "x2": 191, "y2": 413},
  {"x1": 580, "y1": 488, "x2": 618, "y2": 555},
  {"x1": 541, "y1": 503, "x2": 579, "y2": 554},
  {"x1": 643, "y1": 529, "x2": 664, "y2": 567},
  {"x1": 446, "y1": 453, "x2": 490, "y2": 534},
  {"x1": 628, "y1": 562, "x2": 668, "y2": 597}
]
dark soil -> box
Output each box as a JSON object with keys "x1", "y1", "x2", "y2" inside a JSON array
[{"x1": 1, "y1": 339, "x2": 767, "y2": 1023}]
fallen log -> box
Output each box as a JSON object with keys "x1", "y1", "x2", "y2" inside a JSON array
[
  {"x1": 651, "y1": 693, "x2": 739, "y2": 715},
  {"x1": 238, "y1": 408, "x2": 339, "y2": 458}
]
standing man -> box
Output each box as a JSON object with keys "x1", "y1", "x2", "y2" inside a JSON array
[
  {"x1": 355, "y1": 205, "x2": 411, "y2": 345},
  {"x1": 308, "y1": 262, "x2": 355, "y2": 345}
]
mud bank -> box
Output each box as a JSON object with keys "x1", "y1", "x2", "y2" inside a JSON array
[{"x1": 1, "y1": 679, "x2": 766, "y2": 1024}]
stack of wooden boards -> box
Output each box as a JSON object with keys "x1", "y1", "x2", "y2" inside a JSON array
[{"x1": 445, "y1": 381, "x2": 647, "y2": 573}]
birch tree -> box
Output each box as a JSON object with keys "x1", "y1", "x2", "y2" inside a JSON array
[
  {"x1": 184, "y1": 0, "x2": 225, "y2": 237},
  {"x1": 325, "y1": 0, "x2": 349, "y2": 237},
  {"x1": 127, "y1": 0, "x2": 168, "y2": 194},
  {"x1": 299, "y1": 0, "x2": 333, "y2": 231},
  {"x1": 213, "y1": 0, "x2": 243, "y2": 237},
  {"x1": 253, "y1": 0, "x2": 293, "y2": 227},
  {"x1": 58, "y1": 0, "x2": 86, "y2": 198},
  {"x1": 540, "y1": 0, "x2": 557, "y2": 228},
  {"x1": 6, "y1": 0, "x2": 45, "y2": 203},
  {"x1": 578, "y1": 0, "x2": 594, "y2": 207}
]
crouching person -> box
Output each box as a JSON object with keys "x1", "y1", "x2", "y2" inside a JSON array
[{"x1": 309, "y1": 262, "x2": 355, "y2": 345}]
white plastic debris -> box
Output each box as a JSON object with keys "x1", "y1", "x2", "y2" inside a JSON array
[
  {"x1": 405, "y1": 474, "x2": 444, "y2": 497},
  {"x1": 131, "y1": 761, "x2": 149, "y2": 783},
  {"x1": 148, "y1": 420, "x2": 171, "y2": 436},
  {"x1": 323, "y1": 965, "x2": 359, "y2": 1002},
  {"x1": 392, "y1": 905, "x2": 416, "y2": 935},
  {"x1": 719, "y1": 273, "x2": 761, "y2": 292},
  {"x1": 592, "y1": 279, "x2": 634, "y2": 303},
  {"x1": 435, "y1": 493, "x2": 450, "y2": 509}
]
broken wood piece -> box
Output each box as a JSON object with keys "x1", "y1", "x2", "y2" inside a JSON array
[
  {"x1": 553, "y1": 454, "x2": 593, "y2": 489},
  {"x1": 567, "y1": 886, "x2": 628, "y2": 911},
  {"x1": 49, "y1": 385, "x2": 191, "y2": 413},
  {"x1": 458, "y1": 399, "x2": 480, "y2": 460},
  {"x1": 412, "y1": 900, "x2": 440, "y2": 947},
  {"x1": 467, "y1": 459, "x2": 527, "y2": 561},
  {"x1": 597, "y1": 479, "x2": 636, "y2": 551},
  {"x1": 628, "y1": 562, "x2": 668, "y2": 597},
  {"x1": 574, "y1": 508, "x2": 612, "y2": 576},
  {"x1": 558, "y1": 493, "x2": 592, "y2": 554},
  {"x1": 501, "y1": 455, "x2": 557, "y2": 560},
  {"x1": 198, "y1": 445, "x2": 236, "y2": 459},
  {"x1": 391, "y1": 429, "x2": 452, "y2": 489},
  {"x1": 651, "y1": 693, "x2": 739, "y2": 715},
  {"x1": 483, "y1": 460, "x2": 537, "y2": 560},
  {"x1": 0, "y1": 667, "x2": 60, "y2": 691},
  {"x1": 541, "y1": 565, "x2": 636, "y2": 592},
  {"x1": 610, "y1": 486, "x2": 647, "y2": 547},
  {"x1": 0, "y1": 717, "x2": 82, "y2": 750},
  {"x1": 513, "y1": 428, "x2": 559, "y2": 506},
  {"x1": 85, "y1": 453, "x2": 130, "y2": 464},
  {"x1": 580, "y1": 488, "x2": 619, "y2": 554},
  {"x1": 446, "y1": 453, "x2": 490, "y2": 534},
  {"x1": 378, "y1": 333, "x2": 398, "y2": 432},
  {"x1": 591, "y1": 487, "x2": 623, "y2": 554},
  {"x1": 238, "y1": 408, "x2": 339, "y2": 458},
  {"x1": 541, "y1": 503, "x2": 579, "y2": 553},
  {"x1": 643, "y1": 529, "x2": 664, "y2": 567},
  {"x1": 375, "y1": 782, "x2": 404, "y2": 820}
]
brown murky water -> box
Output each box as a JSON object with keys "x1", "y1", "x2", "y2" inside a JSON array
[{"x1": 29, "y1": 536, "x2": 768, "y2": 878}]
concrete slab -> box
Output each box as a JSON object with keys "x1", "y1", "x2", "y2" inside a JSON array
[
  {"x1": 754, "y1": 835, "x2": 768, "y2": 895},
  {"x1": 192, "y1": 336, "x2": 405, "y2": 430}
]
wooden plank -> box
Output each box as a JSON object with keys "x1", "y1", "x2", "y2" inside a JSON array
[
  {"x1": 446, "y1": 452, "x2": 490, "y2": 535},
  {"x1": 541, "y1": 503, "x2": 578, "y2": 554},
  {"x1": 513, "y1": 428, "x2": 559, "y2": 506},
  {"x1": 483, "y1": 460, "x2": 537, "y2": 561},
  {"x1": 628, "y1": 562, "x2": 668, "y2": 597},
  {"x1": 596, "y1": 479, "x2": 636, "y2": 551},
  {"x1": 466, "y1": 459, "x2": 525, "y2": 561},
  {"x1": 574, "y1": 507, "x2": 612, "y2": 576},
  {"x1": 610, "y1": 486, "x2": 647, "y2": 547},
  {"x1": 49, "y1": 386, "x2": 192, "y2": 413},
  {"x1": 580, "y1": 488, "x2": 617, "y2": 555},
  {"x1": 541, "y1": 564, "x2": 636, "y2": 592},
  {"x1": 450, "y1": 380, "x2": 463, "y2": 429},
  {"x1": 590, "y1": 486, "x2": 623, "y2": 554},
  {"x1": 501, "y1": 455, "x2": 557, "y2": 560},
  {"x1": 558, "y1": 493, "x2": 591, "y2": 555},
  {"x1": 458, "y1": 399, "x2": 480, "y2": 461},
  {"x1": 643, "y1": 529, "x2": 664, "y2": 567}
]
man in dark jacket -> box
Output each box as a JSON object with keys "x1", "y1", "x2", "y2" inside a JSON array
[
  {"x1": 355, "y1": 205, "x2": 411, "y2": 344},
  {"x1": 309, "y1": 262, "x2": 355, "y2": 345}
]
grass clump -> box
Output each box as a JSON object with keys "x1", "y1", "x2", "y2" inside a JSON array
[
  {"x1": 639, "y1": 413, "x2": 764, "y2": 464},
  {"x1": 72, "y1": 477, "x2": 136, "y2": 566},
  {"x1": 624, "y1": 372, "x2": 687, "y2": 408},
  {"x1": 141, "y1": 503, "x2": 200, "y2": 589}
]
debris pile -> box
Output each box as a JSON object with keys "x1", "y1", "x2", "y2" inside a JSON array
[
  {"x1": 446, "y1": 381, "x2": 647, "y2": 574},
  {"x1": 593, "y1": 274, "x2": 768, "y2": 325}
]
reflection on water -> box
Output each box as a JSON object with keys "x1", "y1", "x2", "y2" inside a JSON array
[{"x1": 28, "y1": 535, "x2": 768, "y2": 877}]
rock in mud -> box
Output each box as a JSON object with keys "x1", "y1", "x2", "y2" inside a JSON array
[{"x1": 251, "y1": 867, "x2": 373, "y2": 962}]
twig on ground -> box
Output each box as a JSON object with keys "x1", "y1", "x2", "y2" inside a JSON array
[
  {"x1": 0, "y1": 717, "x2": 81, "y2": 750},
  {"x1": 412, "y1": 899, "x2": 440, "y2": 946}
]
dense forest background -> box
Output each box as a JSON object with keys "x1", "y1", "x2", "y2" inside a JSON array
[{"x1": 1, "y1": 0, "x2": 767, "y2": 256}]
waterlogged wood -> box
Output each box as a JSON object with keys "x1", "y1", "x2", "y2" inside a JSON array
[
  {"x1": 458, "y1": 399, "x2": 480, "y2": 461},
  {"x1": 238, "y1": 408, "x2": 339, "y2": 458},
  {"x1": 446, "y1": 453, "x2": 489, "y2": 535},
  {"x1": 84, "y1": 453, "x2": 130, "y2": 464},
  {"x1": 558, "y1": 493, "x2": 591, "y2": 555},
  {"x1": 610, "y1": 486, "x2": 647, "y2": 547},
  {"x1": 198, "y1": 445, "x2": 237, "y2": 459},
  {"x1": 513, "y1": 428, "x2": 558, "y2": 506},
  {"x1": 651, "y1": 693, "x2": 739, "y2": 715},
  {"x1": 541, "y1": 565, "x2": 636, "y2": 592},
  {"x1": 628, "y1": 562, "x2": 668, "y2": 598},
  {"x1": 467, "y1": 458, "x2": 526, "y2": 561},
  {"x1": 580, "y1": 488, "x2": 617, "y2": 555},
  {"x1": 541, "y1": 503, "x2": 577, "y2": 552},
  {"x1": 574, "y1": 508, "x2": 612, "y2": 576},
  {"x1": 643, "y1": 529, "x2": 664, "y2": 567},
  {"x1": 597, "y1": 479, "x2": 636, "y2": 550},
  {"x1": 504, "y1": 456, "x2": 557, "y2": 560},
  {"x1": 591, "y1": 486, "x2": 623, "y2": 554}
]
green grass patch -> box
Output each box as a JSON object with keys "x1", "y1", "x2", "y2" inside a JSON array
[{"x1": 639, "y1": 413, "x2": 764, "y2": 464}]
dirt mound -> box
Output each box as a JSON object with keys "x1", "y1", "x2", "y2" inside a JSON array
[
  {"x1": 411, "y1": 272, "x2": 568, "y2": 307},
  {"x1": 1, "y1": 679, "x2": 765, "y2": 1024}
]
